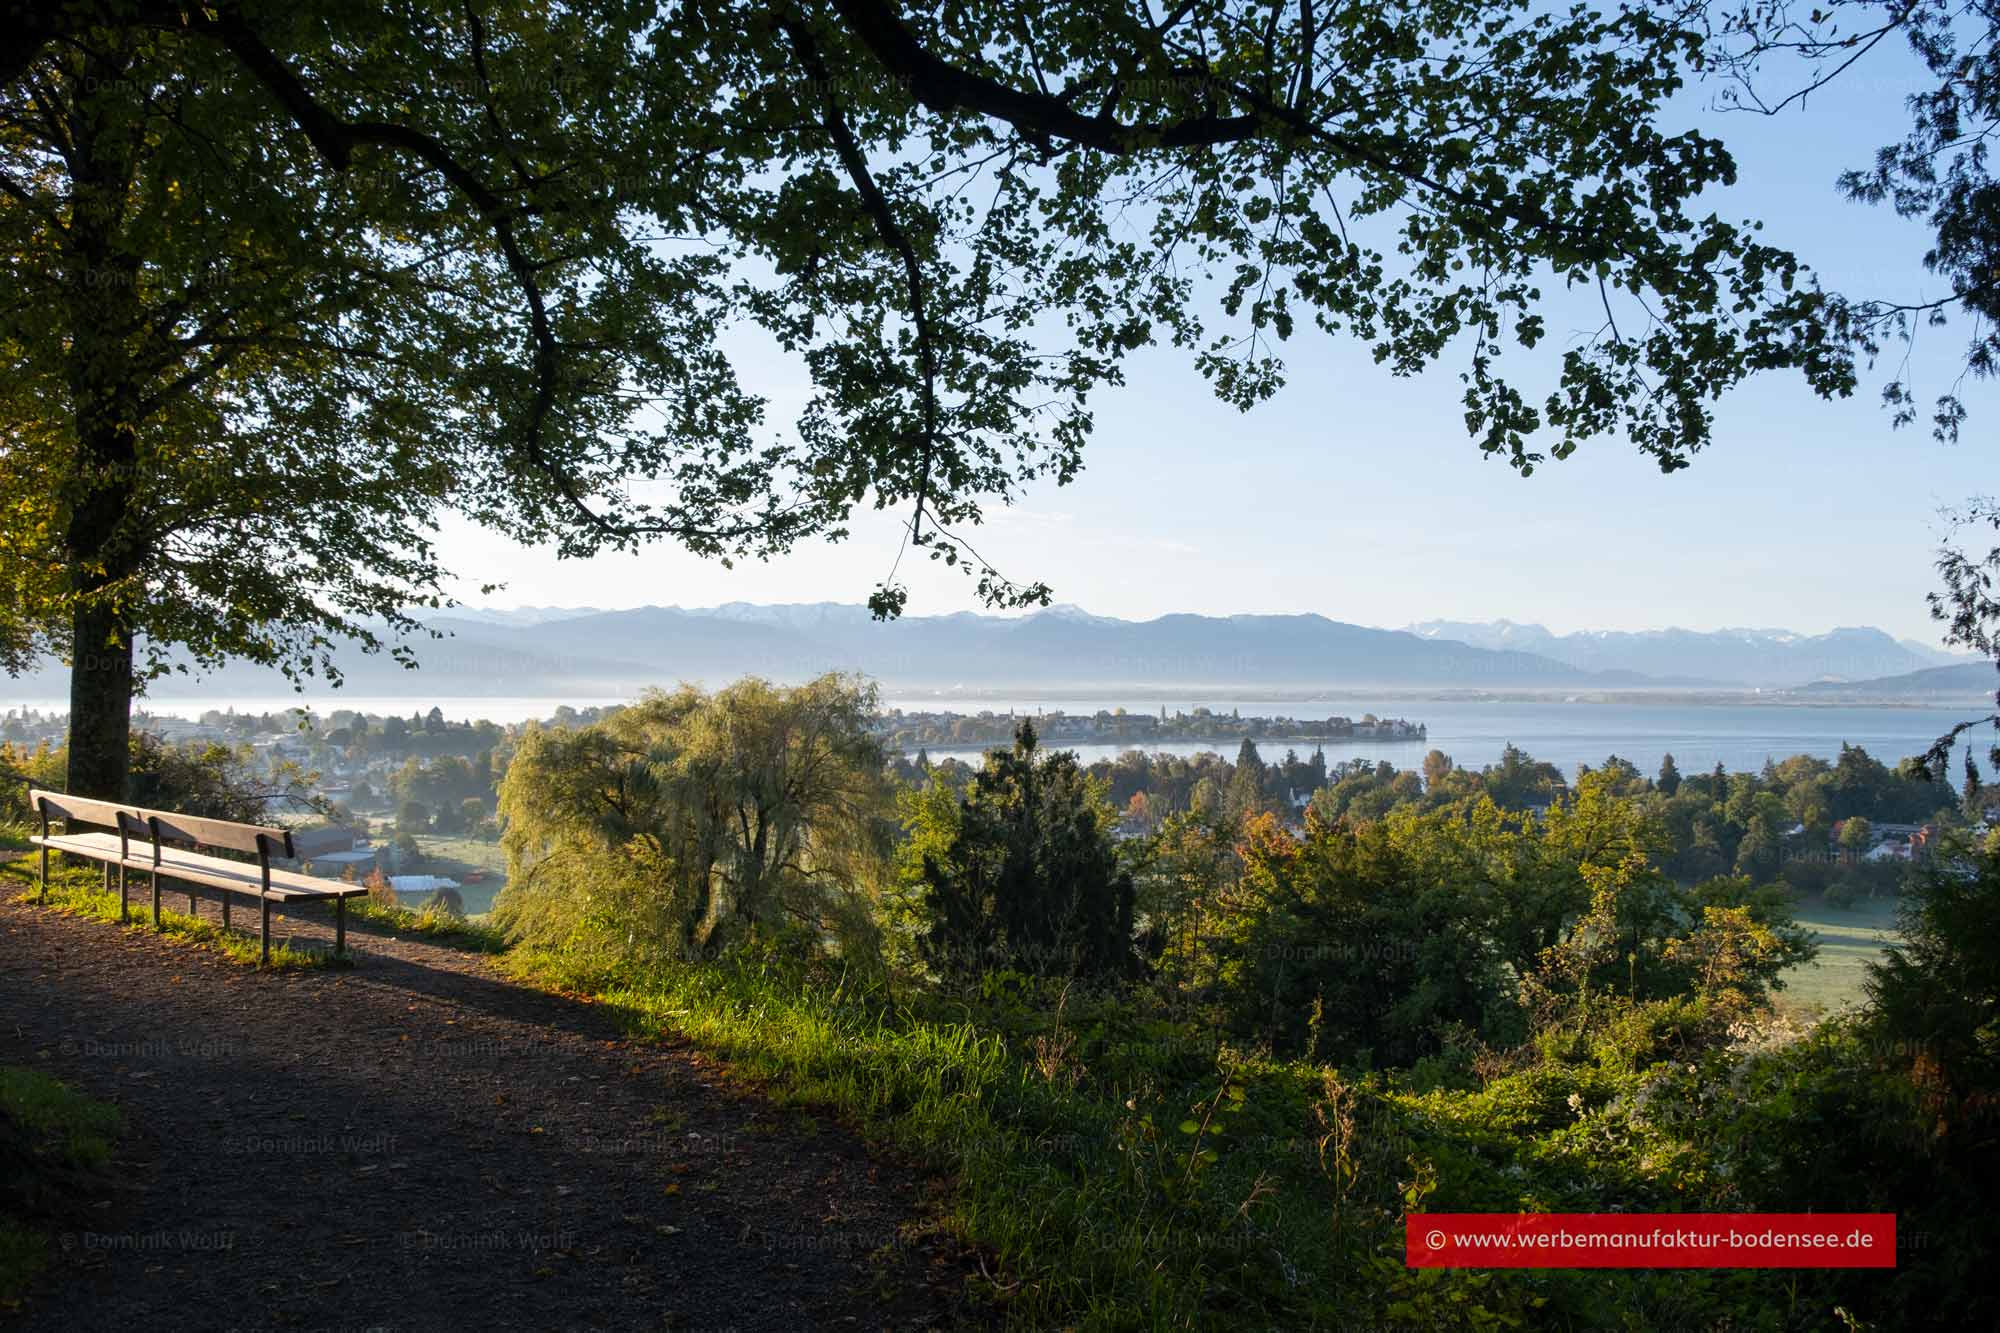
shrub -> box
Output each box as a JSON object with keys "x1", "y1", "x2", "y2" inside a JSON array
[
  {"x1": 1867, "y1": 836, "x2": 2000, "y2": 1111},
  {"x1": 416, "y1": 886, "x2": 465, "y2": 918},
  {"x1": 1216, "y1": 811, "x2": 1518, "y2": 1066},
  {"x1": 2, "y1": 732, "x2": 289, "y2": 824},
  {"x1": 1779, "y1": 859, "x2": 1834, "y2": 897},
  {"x1": 363, "y1": 867, "x2": 398, "y2": 909}
]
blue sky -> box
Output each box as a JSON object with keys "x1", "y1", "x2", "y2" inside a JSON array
[{"x1": 438, "y1": 43, "x2": 1990, "y2": 645}]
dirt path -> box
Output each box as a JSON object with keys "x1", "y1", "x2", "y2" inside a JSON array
[{"x1": 0, "y1": 891, "x2": 992, "y2": 1331}]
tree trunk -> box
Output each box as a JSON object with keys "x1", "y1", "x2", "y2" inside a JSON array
[
  {"x1": 64, "y1": 600, "x2": 133, "y2": 800},
  {"x1": 59, "y1": 49, "x2": 144, "y2": 800}
]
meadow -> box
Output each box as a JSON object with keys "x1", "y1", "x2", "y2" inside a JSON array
[{"x1": 1778, "y1": 896, "x2": 1905, "y2": 1014}]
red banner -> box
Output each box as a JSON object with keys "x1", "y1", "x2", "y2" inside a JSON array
[{"x1": 1407, "y1": 1213, "x2": 1895, "y2": 1268}]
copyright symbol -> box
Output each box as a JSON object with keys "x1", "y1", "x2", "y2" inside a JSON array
[
  {"x1": 1425, "y1": 1229, "x2": 1448, "y2": 1251},
  {"x1": 58, "y1": 1038, "x2": 76, "y2": 1056},
  {"x1": 58, "y1": 1233, "x2": 76, "y2": 1252}
]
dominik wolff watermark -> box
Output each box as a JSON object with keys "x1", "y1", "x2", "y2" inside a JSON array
[{"x1": 62, "y1": 1229, "x2": 237, "y2": 1253}]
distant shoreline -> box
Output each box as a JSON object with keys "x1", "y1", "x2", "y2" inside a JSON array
[
  {"x1": 869, "y1": 688, "x2": 1989, "y2": 710},
  {"x1": 1, "y1": 685, "x2": 1988, "y2": 723}
]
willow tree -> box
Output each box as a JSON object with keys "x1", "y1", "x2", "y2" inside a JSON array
[
  {"x1": 6, "y1": 1, "x2": 1860, "y2": 797},
  {"x1": 494, "y1": 676, "x2": 889, "y2": 961}
]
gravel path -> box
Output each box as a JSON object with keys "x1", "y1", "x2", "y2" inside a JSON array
[{"x1": 0, "y1": 887, "x2": 993, "y2": 1332}]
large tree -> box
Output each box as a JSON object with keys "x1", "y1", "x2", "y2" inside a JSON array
[
  {"x1": 6, "y1": 1, "x2": 1860, "y2": 797},
  {"x1": 1, "y1": 4, "x2": 770, "y2": 796},
  {"x1": 495, "y1": 675, "x2": 889, "y2": 959}
]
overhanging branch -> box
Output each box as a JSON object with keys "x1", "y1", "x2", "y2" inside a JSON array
[
  {"x1": 778, "y1": 11, "x2": 941, "y2": 550},
  {"x1": 180, "y1": 5, "x2": 729, "y2": 549}
]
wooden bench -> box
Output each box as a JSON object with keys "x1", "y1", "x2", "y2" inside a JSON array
[{"x1": 27, "y1": 788, "x2": 368, "y2": 964}]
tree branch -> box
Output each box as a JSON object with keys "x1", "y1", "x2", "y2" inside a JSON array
[
  {"x1": 778, "y1": 12, "x2": 941, "y2": 552},
  {"x1": 827, "y1": 0, "x2": 1618, "y2": 263},
  {"x1": 178, "y1": 5, "x2": 739, "y2": 550}
]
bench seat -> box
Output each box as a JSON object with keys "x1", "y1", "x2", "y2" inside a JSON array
[{"x1": 28, "y1": 833, "x2": 367, "y2": 903}]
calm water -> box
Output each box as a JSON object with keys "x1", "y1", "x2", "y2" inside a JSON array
[
  {"x1": 5, "y1": 692, "x2": 1980, "y2": 780},
  {"x1": 885, "y1": 698, "x2": 1983, "y2": 778}
]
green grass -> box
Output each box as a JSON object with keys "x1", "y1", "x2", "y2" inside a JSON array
[
  {"x1": 1777, "y1": 893, "x2": 1903, "y2": 1015},
  {"x1": 498, "y1": 947, "x2": 1563, "y2": 1330},
  {"x1": 0, "y1": 1067, "x2": 121, "y2": 1170},
  {"x1": 1, "y1": 859, "x2": 344, "y2": 970},
  {"x1": 496, "y1": 946, "x2": 1901, "y2": 1330},
  {"x1": 406, "y1": 832, "x2": 508, "y2": 876},
  {"x1": 1, "y1": 1066, "x2": 123, "y2": 1307},
  {"x1": 346, "y1": 897, "x2": 507, "y2": 952}
]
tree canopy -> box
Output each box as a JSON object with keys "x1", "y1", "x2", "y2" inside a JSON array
[
  {"x1": 494, "y1": 675, "x2": 888, "y2": 961},
  {"x1": 1711, "y1": 0, "x2": 2000, "y2": 439},
  {"x1": 5, "y1": 0, "x2": 1868, "y2": 794}
]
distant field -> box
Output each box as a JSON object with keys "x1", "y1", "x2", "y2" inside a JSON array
[
  {"x1": 1779, "y1": 894, "x2": 1904, "y2": 1015},
  {"x1": 353, "y1": 820, "x2": 508, "y2": 914},
  {"x1": 405, "y1": 834, "x2": 506, "y2": 913}
]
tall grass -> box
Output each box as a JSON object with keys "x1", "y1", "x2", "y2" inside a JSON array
[
  {"x1": 499, "y1": 945, "x2": 1872, "y2": 1330},
  {"x1": 345, "y1": 898, "x2": 508, "y2": 952},
  {"x1": 504, "y1": 947, "x2": 1414, "y2": 1329}
]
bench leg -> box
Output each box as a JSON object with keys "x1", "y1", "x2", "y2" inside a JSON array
[
  {"x1": 336, "y1": 895, "x2": 346, "y2": 956},
  {"x1": 38, "y1": 846, "x2": 47, "y2": 903},
  {"x1": 189, "y1": 883, "x2": 198, "y2": 916},
  {"x1": 151, "y1": 872, "x2": 161, "y2": 928},
  {"x1": 118, "y1": 863, "x2": 128, "y2": 923},
  {"x1": 222, "y1": 892, "x2": 231, "y2": 931},
  {"x1": 260, "y1": 897, "x2": 271, "y2": 966}
]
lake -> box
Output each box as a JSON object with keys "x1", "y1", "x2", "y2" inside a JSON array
[
  {"x1": 5, "y1": 691, "x2": 1983, "y2": 779},
  {"x1": 886, "y1": 698, "x2": 1984, "y2": 777}
]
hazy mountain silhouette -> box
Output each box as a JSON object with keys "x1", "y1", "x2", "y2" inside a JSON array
[
  {"x1": 1786, "y1": 661, "x2": 1993, "y2": 700},
  {"x1": 12, "y1": 604, "x2": 1973, "y2": 702},
  {"x1": 6, "y1": 604, "x2": 1637, "y2": 698},
  {"x1": 1402, "y1": 618, "x2": 1964, "y2": 686}
]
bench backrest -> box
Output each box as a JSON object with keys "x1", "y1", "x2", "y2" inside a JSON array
[
  {"x1": 28, "y1": 788, "x2": 295, "y2": 859},
  {"x1": 29, "y1": 789, "x2": 143, "y2": 832},
  {"x1": 148, "y1": 810, "x2": 293, "y2": 859}
]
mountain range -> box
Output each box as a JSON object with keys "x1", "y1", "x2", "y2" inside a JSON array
[
  {"x1": 1402, "y1": 619, "x2": 1966, "y2": 688},
  {"x1": 1788, "y1": 661, "x2": 1995, "y2": 701},
  {"x1": 3, "y1": 604, "x2": 1979, "y2": 701}
]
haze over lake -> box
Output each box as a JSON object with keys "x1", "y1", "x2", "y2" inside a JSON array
[
  {"x1": 891, "y1": 699, "x2": 1980, "y2": 776},
  {"x1": 13, "y1": 692, "x2": 1977, "y2": 781}
]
